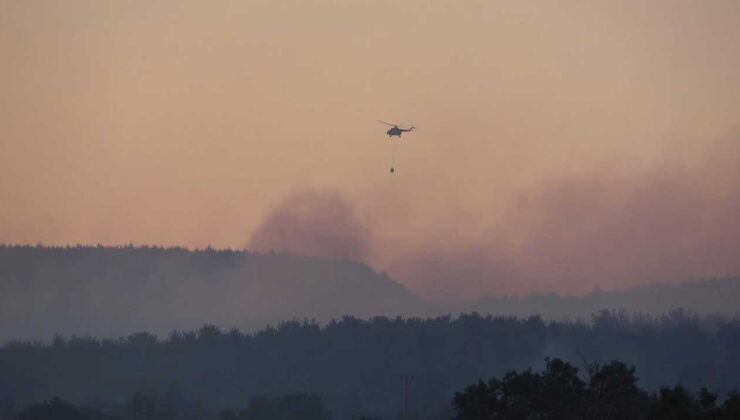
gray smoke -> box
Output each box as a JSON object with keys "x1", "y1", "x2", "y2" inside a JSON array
[{"x1": 248, "y1": 188, "x2": 372, "y2": 261}]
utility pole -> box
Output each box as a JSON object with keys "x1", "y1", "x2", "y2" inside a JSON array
[{"x1": 400, "y1": 374, "x2": 412, "y2": 420}]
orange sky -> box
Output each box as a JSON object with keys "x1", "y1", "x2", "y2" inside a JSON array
[{"x1": 2, "y1": 0, "x2": 740, "y2": 299}]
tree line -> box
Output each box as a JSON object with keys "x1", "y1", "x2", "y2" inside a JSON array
[
  {"x1": 3, "y1": 358, "x2": 739, "y2": 419},
  {"x1": 454, "y1": 357, "x2": 740, "y2": 419},
  {"x1": 1, "y1": 312, "x2": 740, "y2": 418},
  {"x1": 0, "y1": 392, "x2": 331, "y2": 420}
]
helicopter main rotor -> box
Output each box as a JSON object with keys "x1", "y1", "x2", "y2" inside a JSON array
[{"x1": 377, "y1": 120, "x2": 414, "y2": 130}]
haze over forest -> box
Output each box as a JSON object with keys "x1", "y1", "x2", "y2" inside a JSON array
[
  {"x1": 1, "y1": 245, "x2": 739, "y2": 345},
  {"x1": 3, "y1": 0, "x2": 740, "y2": 300},
  {"x1": 2, "y1": 2, "x2": 740, "y2": 418}
]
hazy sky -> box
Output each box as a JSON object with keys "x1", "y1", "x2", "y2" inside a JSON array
[{"x1": 2, "y1": 0, "x2": 740, "y2": 299}]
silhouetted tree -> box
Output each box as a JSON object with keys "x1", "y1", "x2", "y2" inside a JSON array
[
  {"x1": 720, "y1": 390, "x2": 740, "y2": 420},
  {"x1": 650, "y1": 385, "x2": 698, "y2": 420},
  {"x1": 499, "y1": 369, "x2": 544, "y2": 419},
  {"x1": 453, "y1": 359, "x2": 740, "y2": 420},
  {"x1": 453, "y1": 358, "x2": 586, "y2": 419},
  {"x1": 453, "y1": 379, "x2": 500, "y2": 419},
  {"x1": 697, "y1": 387, "x2": 720, "y2": 420},
  {"x1": 540, "y1": 358, "x2": 586, "y2": 419},
  {"x1": 584, "y1": 360, "x2": 649, "y2": 420}
]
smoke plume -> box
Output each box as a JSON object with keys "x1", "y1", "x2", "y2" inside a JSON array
[
  {"x1": 248, "y1": 189, "x2": 372, "y2": 261},
  {"x1": 245, "y1": 136, "x2": 740, "y2": 301},
  {"x1": 388, "y1": 135, "x2": 740, "y2": 300}
]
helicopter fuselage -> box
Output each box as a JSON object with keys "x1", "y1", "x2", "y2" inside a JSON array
[
  {"x1": 379, "y1": 121, "x2": 414, "y2": 137},
  {"x1": 388, "y1": 126, "x2": 414, "y2": 137}
]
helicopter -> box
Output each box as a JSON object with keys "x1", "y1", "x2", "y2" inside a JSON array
[
  {"x1": 378, "y1": 120, "x2": 415, "y2": 137},
  {"x1": 377, "y1": 120, "x2": 415, "y2": 174}
]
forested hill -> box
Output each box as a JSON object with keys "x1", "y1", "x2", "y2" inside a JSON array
[
  {"x1": 1, "y1": 245, "x2": 740, "y2": 344},
  {"x1": 461, "y1": 277, "x2": 740, "y2": 320},
  {"x1": 0, "y1": 245, "x2": 427, "y2": 343}
]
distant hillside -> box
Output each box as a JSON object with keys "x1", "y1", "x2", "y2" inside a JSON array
[
  {"x1": 0, "y1": 245, "x2": 427, "y2": 343},
  {"x1": 458, "y1": 277, "x2": 740, "y2": 320},
  {"x1": 1, "y1": 245, "x2": 739, "y2": 344}
]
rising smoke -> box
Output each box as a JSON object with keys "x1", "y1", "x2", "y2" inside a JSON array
[
  {"x1": 249, "y1": 135, "x2": 740, "y2": 301},
  {"x1": 247, "y1": 188, "x2": 372, "y2": 261}
]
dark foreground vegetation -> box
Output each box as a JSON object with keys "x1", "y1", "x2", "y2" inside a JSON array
[
  {"x1": 454, "y1": 358, "x2": 740, "y2": 420},
  {"x1": 0, "y1": 392, "x2": 331, "y2": 420},
  {"x1": 3, "y1": 359, "x2": 739, "y2": 419},
  {"x1": 1, "y1": 312, "x2": 740, "y2": 419}
]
